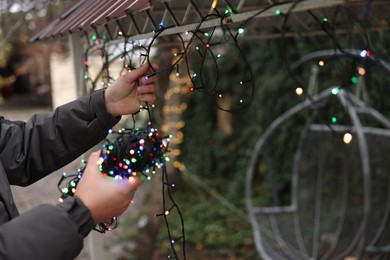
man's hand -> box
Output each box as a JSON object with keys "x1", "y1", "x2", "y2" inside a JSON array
[
  {"x1": 104, "y1": 63, "x2": 159, "y2": 117},
  {"x1": 74, "y1": 151, "x2": 143, "y2": 224}
]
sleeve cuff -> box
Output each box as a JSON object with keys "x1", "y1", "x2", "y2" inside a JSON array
[
  {"x1": 57, "y1": 196, "x2": 94, "y2": 237},
  {"x1": 90, "y1": 89, "x2": 121, "y2": 130}
]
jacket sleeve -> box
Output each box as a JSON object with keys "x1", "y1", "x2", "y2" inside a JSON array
[
  {"x1": 0, "y1": 197, "x2": 94, "y2": 260},
  {"x1": 0, "y1": 89, "x2": 121, "y2": 186}
]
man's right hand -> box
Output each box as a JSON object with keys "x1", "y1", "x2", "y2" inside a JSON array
[{"x1": 74, "y1": 151, "x2": 143, "y2": 224}]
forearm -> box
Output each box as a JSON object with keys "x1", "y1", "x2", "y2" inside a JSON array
[
  {"x1": 1, "y1": 89, "x2": 120, "y2": 185},
  {"x1": 0, "y1": 197, "x2": 93, "y2": 260}
]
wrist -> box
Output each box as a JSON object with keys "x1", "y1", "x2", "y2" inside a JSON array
[
  {"x1": 92, "y1": 89, "x2": 121, "y2": 127},
  {"x1": 104, "y1": 92, "x2": 116, "y2": 117},
  {"x1": 57, "y1": 196, "x2": 94, "y2": 237}
]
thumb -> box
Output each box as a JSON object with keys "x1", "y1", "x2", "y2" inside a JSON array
[
  {"x1": 85, "y1": 151, "x2": 100, "y2": 170},
  {"x1": 123, "y1": 63, "x2": 151, "y2": 83}
]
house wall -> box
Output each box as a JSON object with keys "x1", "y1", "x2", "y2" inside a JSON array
[{"x1": 50, "y1": 52, "x2": 77, "y2": 108}]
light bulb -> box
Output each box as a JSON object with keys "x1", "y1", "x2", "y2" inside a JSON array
[
  {"x1": 295, "y1": 87, "x2": 304, "y2": 96},
  {"x1": 343, "y1": 132, "x2": 352, "y2": 144},
  {"x1": 331, "y1": 87, "x2": 340, "y2": 95}
]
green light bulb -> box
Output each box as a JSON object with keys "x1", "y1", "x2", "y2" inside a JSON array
[{"x1": 351, "y1": 76, "x2": 358, "y2": 84}]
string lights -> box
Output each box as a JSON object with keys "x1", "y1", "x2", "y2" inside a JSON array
[
  {"x1": 60, "y1": 4, "x2": 259, "y2": 259},
  {"x1": 98, "y1": 126, "x2": 171, "y2": 181},
  {"x1": 58, "y1": 116, "x2": 172, "y2": 228},
  {"x1": 74, "y1": 4, "x2": 377, "y2": 259},
  {"x1": 58, "y1": 1, "x2": 384, "y2": 258},
  {"x1": 82, "y1": 6, "x2": 255, "y2": 113},
  {"x1": 58, "y1": 99, "x2": 186, "y2": 258}
]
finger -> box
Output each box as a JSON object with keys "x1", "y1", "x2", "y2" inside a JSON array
[
  {"x1": 89, "y1": 151, "x2": 100, "y2": 160},
  {"x1": 123, "y1": 63, "x2": 151, "y2": 83},
  {"x1": 114, "y1": 177, "x2": 143, "y2": 198},
  {"x1": 137, "y1": 84, "x2": 156, "y2": 95},
  {"x1": 129, "y1": 176, "x2": 144, "y2": 188},
  {"x1": 138, "y1": 94, "x2": 156, "y2": 104},
  {"x1": 143, "y1": 63, "x2": 160, "y2": 77},
  {"x1": 150, "y1": 63, "x2": 159, "y2": 71},
  {"x1": 140, "y1": 73, "x2": 159, "y2": 85},
  {"x1": 83, "y1": 151, "x2": 101, "y2": 176}
]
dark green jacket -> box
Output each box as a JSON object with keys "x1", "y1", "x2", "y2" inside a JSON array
[{"x1": 0, "y1": 89, "x2": 119, "y2": 259}]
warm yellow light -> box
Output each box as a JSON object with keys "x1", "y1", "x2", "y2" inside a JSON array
[
  {"x1": 343, "y1": 132, "x2": 353, "y2": 144},
  {"x1": 318, "y1": 60, "x2": 325, "y2": 67},
  {"x1": 97, "y1": 157, "x2": 104, "y2": 164},
  {"x1": 358, "y1": 67, "x2": 366, "y2": 76},
  {"x1": 171, "y1": 149, "x2": 182, "y2": 156},
  {"x1": 295, "y1": 87, "x2": 304, "y2": 96},
  {"x1": 212, "y1": 0, "x2": 218, "y2": 9}
]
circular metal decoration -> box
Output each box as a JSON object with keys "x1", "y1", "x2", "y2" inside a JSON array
[{"x1": 246, "y1": 88, "x2": 390, "y2": 259}]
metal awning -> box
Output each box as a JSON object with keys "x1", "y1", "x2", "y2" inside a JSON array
[{"x1": 30, "y1": 0, "x2": 390, "y2": 43}]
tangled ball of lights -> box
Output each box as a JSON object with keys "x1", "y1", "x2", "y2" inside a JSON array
[
  {"x1": 98, "y1": 126, "x2": 171, "y2": 181},
  {"x1": 58, "y1": 101, "x2": 186, "y2": 259},
  {"x1": 59, "y1": 122, "x2": 171, "y2": 227}
]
